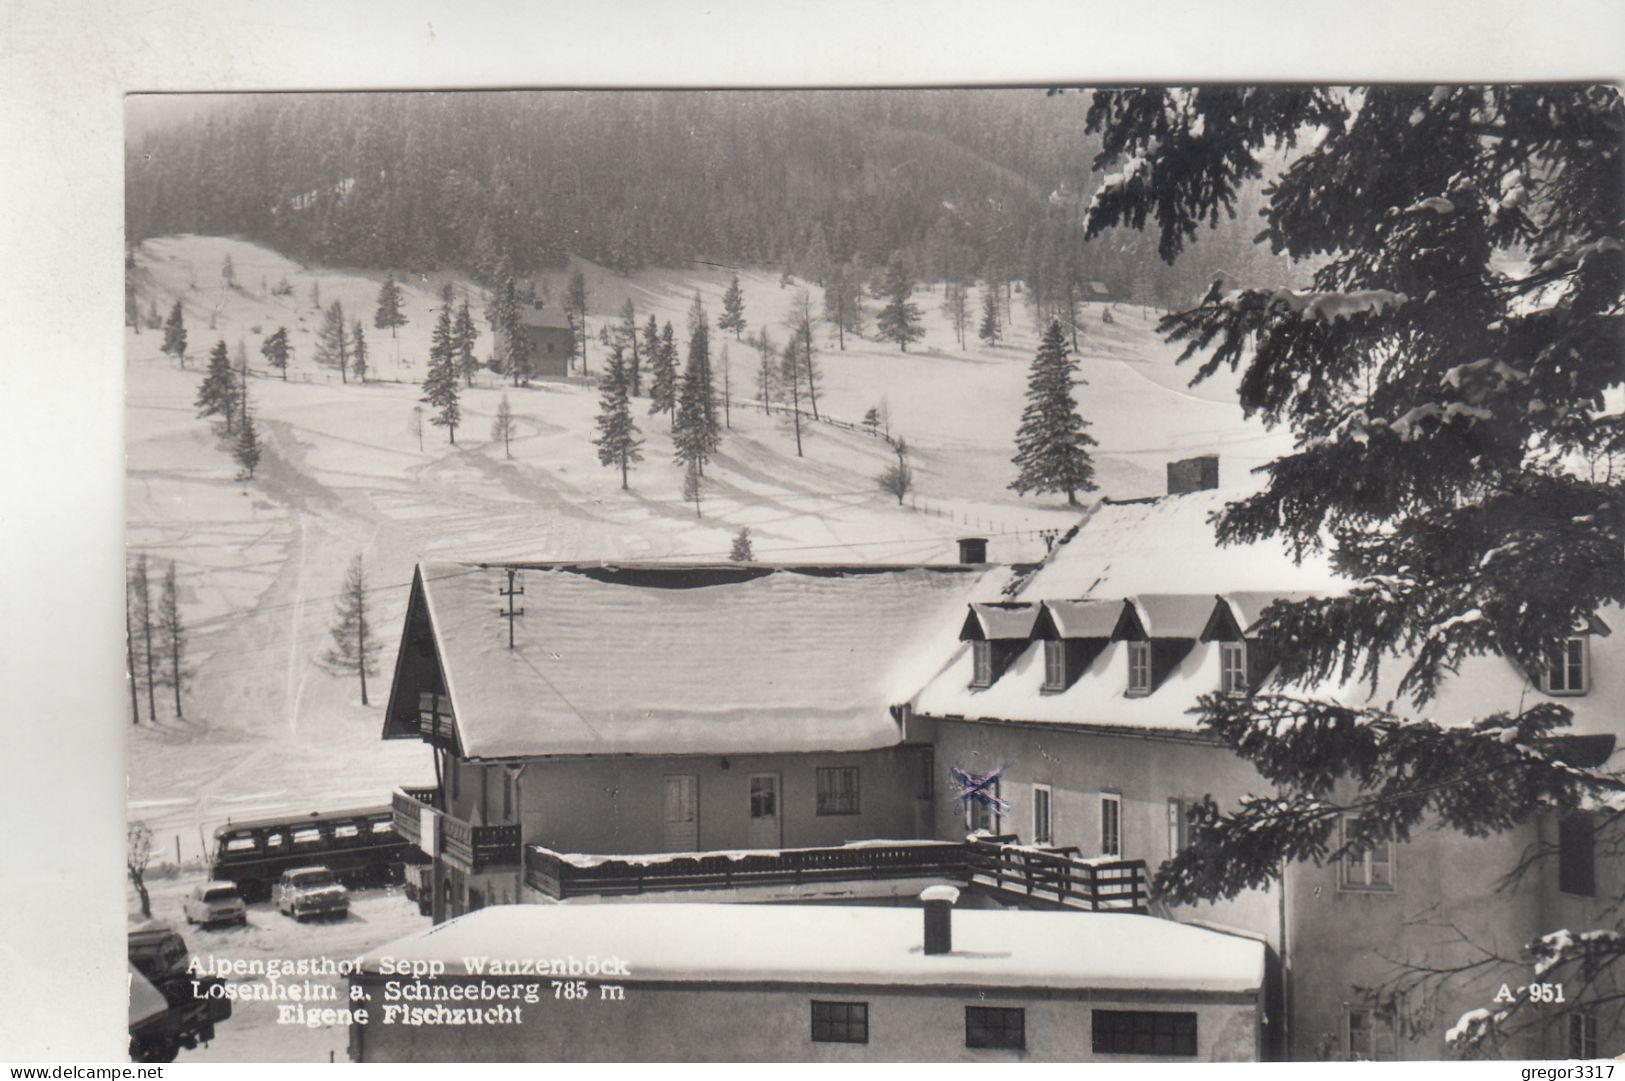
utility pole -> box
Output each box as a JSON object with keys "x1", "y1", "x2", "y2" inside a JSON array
[{"x1": 498, "y1": 568, "x2": 525, "y2": 650}]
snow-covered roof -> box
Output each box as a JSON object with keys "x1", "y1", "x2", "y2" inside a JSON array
[
  {"x1": 1042, "y1": 599, "x2": 1124, "y2": 639},
  {"x1": 355, "y1": 902, "x2": 1265, "y2": 994},
  {"x1": 965, "y1": 602, "x2": 1041, "y2": 641},
  {"x1": 1222, "y1": 591, "x2": 1320, "y2": 635},
  {"x1": 518, "y1": 305, "x2": 571, "y2": 331},
  {"x1": 1126, "y1": 594, "x2": 1218, "y2": 639},
  {"x1": 392, "y1": 561, "x2": 994, "y2": 758}
]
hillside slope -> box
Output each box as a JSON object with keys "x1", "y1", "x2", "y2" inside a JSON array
[{"x1": 124, "y1": 235, "x2": 1289, "y2": 860}]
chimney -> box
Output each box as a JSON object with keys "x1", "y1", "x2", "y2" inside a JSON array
[
  {"x1": 1166, "y1": 454, "x2": 1219, "y2": 496},
  {"x1": 957, "y1": 537, "x2": 988, "y2": 565},
  {"x1": 920, "y1": 884, "x2": 961, "y2": 955}
]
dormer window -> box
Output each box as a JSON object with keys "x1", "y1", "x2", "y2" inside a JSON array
[
  {"x1": 972, "y1": 641, "x2": 994, "y2": 688},
  {"x1": 1043, "y1": 640, "x2": 1066, "y2": 691},
  {"x1": 1220, "y1": 642, "x2": 1248, "y2": 695},
  {"x1": 1127, "y1": 642, "x2": 1151, "y2": 695},
  {"x1": 1543, "y1": 637, "x2": 1589, "y2": 696}
]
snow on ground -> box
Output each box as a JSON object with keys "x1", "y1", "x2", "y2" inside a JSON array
[{"x1": 125, "y1": 235, "x2": 1288, "y2": 860}]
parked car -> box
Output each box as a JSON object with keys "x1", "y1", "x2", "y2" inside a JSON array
[
  {"x1": 182, "y1": 881, "x2": 247, "y2": 928},
  {"x1": 127, "y1": 923, "x2": 230, "y2": 1061},
  {"x1": 272, "y1": 865, "x2": 349, "y2": 921}
]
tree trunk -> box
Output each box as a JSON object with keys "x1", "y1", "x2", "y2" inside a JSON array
[
  {"x1": 126, "y1": 610, "x2": 140, "y2": 726},
  {"x1": 170, "y1": 633, "x2": 183, "y2": 721},
  {"x1": 132, "y1": 874, "x2": 152, "y2": 919},
  {"x1": 142, "y1": 605, "x2": 156, "y2": 727},
  {"x1": 357, "y1": 618, "x2": 369, "y2": 707},
  {"x1": 620, "y1": 457, "x2": 629, "y2": 490}
]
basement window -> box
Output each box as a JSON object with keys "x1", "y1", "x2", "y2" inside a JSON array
[
  {"x1": 1092, "y1": 1010, "x2": 1198, "y2": 1057},
  {"x1": 965, "y1": 1006, "x2": 1025, "y2": 1050},
  {"x1": 811, "y1": 1001, "x2": 868, "y2": 1044}
]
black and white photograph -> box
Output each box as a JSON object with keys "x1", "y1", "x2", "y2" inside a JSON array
[{"x1": 4, "y1": 2, "x2": 1624, "y2": 1069}]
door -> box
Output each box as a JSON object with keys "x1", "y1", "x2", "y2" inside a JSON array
[
  {"x1": 663, "y1": 774, "x2": 699, "y2": 851},
  {"x1": 747, "y1": 773, "x2": 782, "y2": 849}
]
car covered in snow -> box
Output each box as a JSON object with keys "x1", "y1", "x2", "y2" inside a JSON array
[
  {"x1": 272, "y1": 865, "x2": 350, "y2": 920},
  {"x1": 183, "y1": 880, "x2": 248, "y2": 927}
]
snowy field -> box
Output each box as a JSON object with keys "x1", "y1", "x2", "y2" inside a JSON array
[{"x1": 125, "y1": 235, "x2": 1289, "y2": 868}]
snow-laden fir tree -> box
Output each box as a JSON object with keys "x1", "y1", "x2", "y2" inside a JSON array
[
  {"x1": 1007, "y1": 320, "x2": 1098, "y2": 507},
  {"x1": 618, "y1": 299, "x2": 641, "y2": 395},
  {"x1": 719, "y1": 274, "x2": 747, "y2": 339},
  {"x1": 491, "y1": 393, "x2": 515, "y2": 459},
  {"x1": 351, "y1": 321, "x2": 368, "y2": 382},
  {"x1": 1082, "y1": 86, "x2": 1625, "y2": 1050},
  {"x1": 875, "y1": 254, "x2": 924, "y2": 351},
  {"x1": 672, "y1": 335, "x2": 716, "y2": 476},
  {"x1": 729, "y1": 527, "x2": 754, "y2": 562},
  {"x1": 232, "y1": 395, "x2": 262, "y2": 480},
  {"x1": 155, "y1": 560, "x2": 187, "y2": 720},
  {"x1": 374, "y1": 275, "x2": 407, "y2": 339},
  {"x1": 685, "y1": 291, "x2": 721, "y2": 445},
  {"x1": 423, "y1": 307, "x2": 460, "y2": 443},
  {"x1": 593, "y1": 344, "x2": 643, "y2": 490},
  {"x1": 195, "y1": 339, "x2": 240, "y2": 435},
  {"x1": 1009, "y1": 320, "x2": 1096, "y2": 506},
  {"x1": 162, "y1": 300, "x2": 187, "y2": 365},
  {"x1": 454, "y1": 297, "x2": 480, "y2": 387},
  {"x1": 978, "y1": 287, "x2": 1002, "y2": 344},
  {"x1": 640, "y1": 313, "x2": 661, "y2": 398},
  {"x1": 780, "y1": 336, "x2": 804, "y2": 457},
  {"x1": 648, "y1": 321, "x2": 678, "y2": 420},
  {"x1": 261, "y1": 326, "x2": 290, "y2": 380},
  {"x1": 314, "y1": 300, "x2": 350, "y2": 383},
  {"x1": 320, "y1": 553, "x2": 382, "y2": 706}
]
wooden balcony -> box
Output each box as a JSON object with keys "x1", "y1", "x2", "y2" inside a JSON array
[
  {"x1": 391, "y1": 786, "x2": 518, "y2": 872},
  {"x1": 965, "y1": 836, "x2": 1148, "y2": 912},
  {"x1": 523, "y1": 837, "x2": 1149, "y2": 912},
  {"x1": 441, "y1": 815, "x2": 521, "y2": 873},
  {"x1": 391, "y1": 786, "x2": 440, "y2": 848}
]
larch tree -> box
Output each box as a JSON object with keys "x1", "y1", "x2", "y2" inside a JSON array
[
  {"x1": 156, "y1": 561, "x2": 187, "y2": 720},
  {"x1": 351, "y1": 321, "x2": 369, "y2": 382},
  {"x1": 719, "y1": 274, "x2": 747, "y2": 339},
  {"x1": 753, "y1": 328, "x2": 777, "y2": 415},
  {"x1": 261, "y1": 326, "x2": 291, "y2": 379},
  {"x1": 491, "y1": 392, "x2": 516, "y2": 459},
  {"x1": 195, "y1": 339, "x2": 240, "y2": 435},
  {"x1": 875, "y1": 254, "x2": 924, "y2": 351},
  {"x1": 1081, "y1": 86, "x2": 1625, "y2": 1052},
  {"x1": 1009, "y1": 320, "x2": 1097, "y2": 506},
  {"x1": 422, "y1": 307, "x2": 461, "y2": 443},
  {"x1": 128, "y1": 555, "x2": 155, "y2": 725},
  {"x1": 314, "y1": 300, "x2": 350, "y2": 383},
  {"x1": 878, "y1": 437, "x2": 914, "y2": 505},
  {"x1": 454, "y1": 297, "x2": 481, "y2": 387},
  {"x1": 592, "y1": 344, "x2": 643, "y2": 490},
  {"x1": 942, "y1": 282, "x2": 971, "y2": 349},
  {"x1": 648, "y1": 321, "x2": 678, "y2": 420},
  {"x1": 788, "y1": 289, "x2": 822, "y2": 421},
  {"x1": 162, "y1": 300, "x2": 188, "y2": 366},
  {"x1": 320, "y1": 553, "x2": 382, "y2": 706}
]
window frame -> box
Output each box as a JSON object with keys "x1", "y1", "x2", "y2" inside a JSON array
[
  {"x1": 971, "y1": 640, "x2": 994, "y2": 688},
  {"x1": 1100, "y1": 792, "x2": 1122, "y2": 857},
  {"x1": 1337, "y1": 816, "x2": 1395, "y2": 892},
  {"x1": 1042, "y1": 639, "x2": 1066, "y2": 691},
  {"x1": 816, "y1": 766, "x2": 860, "y2": 816},
  {"x1": 1219, "y1": 641, "x2": 1248, "y2": 695},
  {"x1": 810, "y1": 1000, "x2": 869, "y2": 1045},
  {"x1": 1167, "y1": 797, "x2": 1191, "y2": 858},
  {"x1": 1543, "y1": 637, "x2": 1590, "y2": 696},
  {"x1": 1126, "y1": 641, "x2": 1151, "y2": 696},
  {"x1": 1568, "y1": 1011, "x2": 1599, "y2": 1059},
  {"x1": 1032, "y1": 783, "x2": 1053, "y2": 846},
  {"x1": 1346, "y1": 1006, "x2": 1397, "y2": 1061},
  {"x1": 966, "y1": 775, "x2": 1002, "y2": 834},
  {"x1": 965, "y1": 1005, "x2": 1026, "y2": 1051},
  {"x1": 1091, "y1": 1009, "x2": 1199, "y2": 1057}
]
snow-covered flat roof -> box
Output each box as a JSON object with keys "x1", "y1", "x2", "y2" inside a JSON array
[
  {"x1": 357, "y1": 902, "x2": 1264, "y2": 994},
  {"x1": 403, "y1": 561, "x2": 994, "y2": 758}
]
